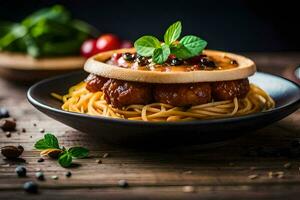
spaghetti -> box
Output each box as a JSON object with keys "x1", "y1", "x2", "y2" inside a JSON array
[{"x1": 52, "y1": 82, "x2": 275, "y2": 122}]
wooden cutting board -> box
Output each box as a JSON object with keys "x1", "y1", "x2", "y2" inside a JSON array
[{"x1": 0, "y1": 51, "x2": 85, "y2": 82}]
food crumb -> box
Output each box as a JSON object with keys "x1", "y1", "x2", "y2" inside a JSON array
[
  {"x1": 103, "y1": 153, "x2": 109, "y2": 158},
  {"x1": 182, "y1": 186, "x2": 195, "y2": 193},
  {"x1": 51, "y1": 175, "x2": 58, "y2": 180},
  {"x1": 284, "y1": 162, "x2": 292, "y2": 169}
]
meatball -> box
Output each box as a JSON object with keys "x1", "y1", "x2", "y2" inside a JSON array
[
  {"x1": 85, "y1": 74, "x2": 108, "y2": 92},
  {"x1": 103, "y1": 79, "x2": 153, "y2": 108},
  {"x1": 211, "y1": 79, "x2": 250, "y2": 101},
  {"x1": 154, "y1": 83, "x2": 212, "y2": 107}
]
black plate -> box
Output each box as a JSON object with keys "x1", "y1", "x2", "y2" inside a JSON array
[{"x1": 27, "y1": 71, "x2": 300, "y2": 146}]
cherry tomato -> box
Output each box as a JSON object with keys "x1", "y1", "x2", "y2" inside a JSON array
[
  {"x1": 80, "y1": 39, "x2": 97, "y2": 58},
  {"x1": 120, "y1": 40, "x2": 133, "y2": 48},
  {"x1": 96, "y1": 34, "x2": 121, "y2": 52}
]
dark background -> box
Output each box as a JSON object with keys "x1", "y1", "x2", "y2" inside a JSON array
[{"x1": 1, "y1": 0, "x2": 299, "y2": 52}]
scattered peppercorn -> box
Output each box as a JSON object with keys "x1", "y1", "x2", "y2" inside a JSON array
[
  {"x1": 35, "y1": 172, "x2": 45, "y2": 181},
  {"x1": 5, "y1": 131, "x2": 11, "y2": 137},
  {"x1": 39, "y1": 128, "x2": 45, "y2": 133},
  {"x1": 1, "y1": 145, "x2": 24, "y2": 159},
  {"x1": 37, "y1": 158, "x2": 44, "y2": 163},
  {"x1": 122, "y1": 52, "x2": 135, "y2": 61},
  {"x1": 23, "y1": 181, "x2": 38, "y2": 194},
  {"x1": 0, "y1": 118, "x2": 16, "y2": 131},
  {"x1": 65, "y1": 171, "x2": 72, "y2": 178},
  {"x1": 33, "y1": 123, "x2": 37, "y2": 127},
  {"x1": 0, "y1": 108, "x2": 9, "y2": 118},
  {"x1": 21, "y1": 128, "x2": 26, "y2": 133},
  {"x1": 118, "y1": 179, "x2": 128, "y2": 188},
  {"x1": 15, "y1": 166, "x2": 27, "y2": 177},
  {"x1": 96, "y1": 159, "x2": 102, "y2": 164}
]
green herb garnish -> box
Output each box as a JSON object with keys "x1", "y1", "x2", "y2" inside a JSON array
[
  {"x1": 34, "y1": 133, "x2": 89, "y2": 168},
  {"x1": 134, "y1": 21, "x2": 207, "y2": 64},
  {"x1": 0, "y1": 5, "x2": 98, "y2": 57}
]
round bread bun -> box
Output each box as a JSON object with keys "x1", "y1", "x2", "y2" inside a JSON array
[{"x1": 84, "y1": 48, "x2": 256, "y2": 83}]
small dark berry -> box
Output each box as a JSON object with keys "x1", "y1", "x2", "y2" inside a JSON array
[
  {"x1": 170, "y1": 58, "x2": 183, "y2": 66},
  {"x1": 37, "y1": 158, "x2": 44, "y2": 163},
  {"x1": 15, "y1": 166, "x2": 26, "y2": 177},
  {"x1": 122, "y1": 52, "x2": 135, "y2": 61},
  {"x1": 35, "y1": 172, "x2": 45, "y2": 181},
  {"x1": 199, "y1": 58, "x2": 216, "y2": 68},
  {"x1": 0, "y1": 108, "x2": 9, "y2": 118},
  {"x1": 118, "y1": 179, "x2": 128, "y2": 188},
  {"x1": 136, "y1": 55, "x2": 149, "y2": 66},
  {"x1": 23, "y1": 181, "x2": 38, "y2": 193},
  {"x1": 65, "y1": 171, "x2": 72, "y2": 177}
]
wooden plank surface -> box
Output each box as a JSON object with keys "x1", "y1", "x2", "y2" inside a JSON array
[{"x1": 0, "y1": 52, "x2": 300, "y2": 199}]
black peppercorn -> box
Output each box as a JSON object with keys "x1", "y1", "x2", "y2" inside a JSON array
[
  {"x1": 35, "y1": 172, "x2": 45, "y2": 181},
  {"x1": 65, "y1": 171, "x2": 72, "y2": 177},
  {"x1": 23, "y1": 181, "x2": 38, "y2": 193},
  {"x1": 15, "y1": 166, "x2": 27, "y2": 177},
  {"x1": 0, "y1": 108, "x2": 9, "y2": 118},
  {"x1": 118, "y1": 179, "x2": 129, "y2": 188},
  {"x1": 122, "y1": 53, "x2": 135, "y2": 61},
  {"x1": 37, "y1": 158, "x2": 44, "y2": 163}
]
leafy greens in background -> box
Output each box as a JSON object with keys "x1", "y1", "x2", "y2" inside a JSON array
[
  {"x1": 34, "y1": 133, "x2": 89, "y2": 167},
  {"x1": 0, "y1": 5, "x2": 98, "y2": 57},
  {"x1": 134, "y1": 21, "x2": 207, "y2": 64}
]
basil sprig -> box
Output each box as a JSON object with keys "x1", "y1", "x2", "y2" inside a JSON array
[
  {"x1": 134, "y1": 21, "x2": 207, "y2": 64},
  {"x1": 34, "y1": 133, "x2": 89, "y2": 168}
]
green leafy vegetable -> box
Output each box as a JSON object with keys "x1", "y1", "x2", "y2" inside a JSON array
[
  {"x1": 34, "y1": 133, "x2": 89, "y2": 168},
  {"x1": 134, "y1": 36, "x2": 161, "y2": 57},
  {"x1": 164, "y1": 21, "x2": 182, "y2": 45},
  {"x1": 134, "y1": 21, "x2": 207, "y2": 64},
  {"x1": 152, "y1": 44, "x2": 170, "y2": 64},
  {"x1": 0, "y1": 5, "x2": 98, "y2": 57},
  {"x1": 68, "y1": 147, "x2": 89, "y2": 158},
  {"x1": 34, "y1": 133, "x2": 60, "y2": 149},
  {"x1": 58, "y1": 152, "x2": 73, "y2": 167}
]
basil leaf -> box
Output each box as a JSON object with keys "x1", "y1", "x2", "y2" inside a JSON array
[
  {"x1": 34, "y1": 139, "x2": 50, "y2": 150},
  {"x1": 152, "y1": 44, "x2": 170, "y2": 64},
  {"x1": 34, "y1": 133, "x2": 60, "y2": 150},
  {"x1": 58, "y1": 152, "x2": 73, "y2": 167},
  {"x1": 170, "y1": 43, "x2": 192, "y2": 59},
  {"x1": 44, "y1": 133, "x2": 60, "y2": 149},
  {"x1": 164, "y1": 21, "x2": 182, "y2": 45},
  {"x1": 179, "y1": 35, "x2": 207, "y2": 58},
  {"x1": 68, "y1": 147, "x2": 89, "y2": 158},
  {"x1": 134, "y1": 35, "x2": 161, "y2": 57}
]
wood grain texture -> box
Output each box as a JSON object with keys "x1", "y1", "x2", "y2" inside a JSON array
[{"x1": 0, "y1": 53, "x2": 299, "y2": 199}]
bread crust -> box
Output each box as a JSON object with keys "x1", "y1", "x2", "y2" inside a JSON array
[{"x1": 84, "y1": 48, "x2": 256, "y2": 83}]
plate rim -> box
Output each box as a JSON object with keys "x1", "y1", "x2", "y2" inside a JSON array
[{"x1": 27, "y1": 71, "x2": 300, "y2": 127}]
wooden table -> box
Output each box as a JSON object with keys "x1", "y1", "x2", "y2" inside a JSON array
[{"x1": 0, "y1": 53, "x2": 299, "y2": 200}]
